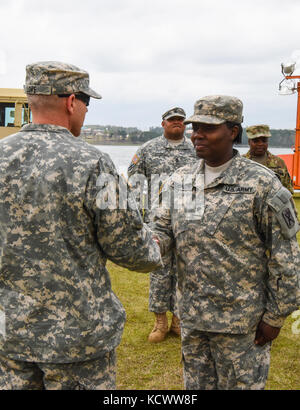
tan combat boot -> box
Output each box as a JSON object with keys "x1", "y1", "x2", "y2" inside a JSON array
[
  {"x1": 169, "y1": 314, "x2": 181, "y2": 337},
  {"x1": 148, "y1": 313, "x2": 168, "y2": 343}
]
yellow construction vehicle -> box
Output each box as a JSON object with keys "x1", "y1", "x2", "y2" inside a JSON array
[{"x1": 0, "y1": 88, "x2": 31, "y2": 139}]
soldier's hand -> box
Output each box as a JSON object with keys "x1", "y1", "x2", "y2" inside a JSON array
[{"x1": 254, "y1": 321, "x2": 281, "y2": 346}]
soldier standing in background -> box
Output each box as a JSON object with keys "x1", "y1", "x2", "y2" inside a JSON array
[
  {"x1": 128, "y1": 107, "x2": 196, "y2": 343},
  {"x1": 151, "y1": 95, "x2": 300, "y2": 389},
  {"x1": 0, "y1": 61, "x2": 161, "y2": 390},
  {"x1": 243, "y1": 124, "x2": 294, "y2": 193}
]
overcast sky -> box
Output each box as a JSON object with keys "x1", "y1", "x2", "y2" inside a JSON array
[{"x1": 1, "y1": 0, "x2": 300, "y2": 130}]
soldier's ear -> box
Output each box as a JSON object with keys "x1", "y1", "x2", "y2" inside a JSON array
[
  {"x1": 66, "y1": 94, "x2": 76, "y2": 115},
  {"x1": 230, "y1": 125, "x2": 239, "y2": 142}
]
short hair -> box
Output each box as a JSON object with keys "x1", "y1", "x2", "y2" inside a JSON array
[
  {"x1": 226, "y1": 121, "x2": 243, "y2": 144},
  {"x1": 27, "y1": 94, "x2": 63, "y2": 112}
]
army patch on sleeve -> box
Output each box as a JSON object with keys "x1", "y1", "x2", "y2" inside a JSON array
[
  {"x1": 131, "y1": 154, "x2": 140, "y2": 165},
  {"x1": 267, "y1": 186, "x2": 300, "y2": 238},
  {"x1": 282, "y1": 208, "x2": 295, "y2": 229},
  {"x1": 128, "y1": 154, "x2": 140, "y2": 172}
]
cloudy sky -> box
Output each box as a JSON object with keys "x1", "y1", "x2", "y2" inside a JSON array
[{"x1": 1, "y1": 0, "x2": 300, "y2": 130}]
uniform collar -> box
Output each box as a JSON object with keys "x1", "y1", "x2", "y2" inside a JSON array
[
  {"x1": 161, "y1": 134, "x2": 190, "y2": 148},
  {"x1": 245, "y1": 149, "x2": 271, "y2": 160},
  {"x1": 197, "y1": 149, "x2": 241, "y2": 187},
  {"x1": 20, "y1": 123, "x2": 74, "y2": 136}
]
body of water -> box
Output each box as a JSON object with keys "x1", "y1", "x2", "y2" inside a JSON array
[{"x1": 94, "y1": 144, "x2": 294, "y2": 176}]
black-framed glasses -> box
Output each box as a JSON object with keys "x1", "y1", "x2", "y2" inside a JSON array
[{"x1": 58, "y1": 92, "x2": 90, "y2": 107}]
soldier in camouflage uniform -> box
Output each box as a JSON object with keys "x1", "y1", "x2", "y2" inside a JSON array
[
  {"x1": 0, "y1": 61, "x2": 162, "y2": 390},
  {"x1": 243, "y1": 124, "x2": 294, "y2": 194},
  {"x1": 151, "y1": 95, "x2": 300, "y2": 389},
  {"x1": 128, "y1": 108, "x2": 196, "y2": 343}
]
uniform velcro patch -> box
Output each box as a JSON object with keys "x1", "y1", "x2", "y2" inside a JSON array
[
  {"x1": 128, "y1": 154, "x2": 140, "y2": 172},
  {"x1": 282, "y1": 208, "x2": 295, "y2": 229},
  {"x1": 267, "y1": 186, "x2": 299, "y2": 238},
  {"x1": 223, "y1": 185, "x2": 255, "y2": 194},
  {"x1": 131, "y1": 154, "x2": 140, "y2": 165}
]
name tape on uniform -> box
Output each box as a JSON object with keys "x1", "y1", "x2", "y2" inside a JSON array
[{"x1": 223, "y1": 185, "x2": 255, "y2": 194}]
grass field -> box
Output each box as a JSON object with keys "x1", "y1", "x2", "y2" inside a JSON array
[
  {"x1": 108, "y1": 199, "x2": 300, "y2": 390},
  {"x1": 110, "y1": 264, "x2": 300, "y2": 390}
]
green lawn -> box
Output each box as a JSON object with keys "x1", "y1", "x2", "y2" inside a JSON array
[
  {"x1": 109, "y1": 262, "x2": 184, "y2": 390},
  {"x1": 110, "y1": 263, "x2": 300, "y2": 390},
  {"x1": 109, "y1": 198, "x2": 300, "y2": 390}
]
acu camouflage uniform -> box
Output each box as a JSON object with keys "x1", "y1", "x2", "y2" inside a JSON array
[
  {"x1": 152, "y1": 100, "x2": 300, "y2": 389},
  {"x1": 128, "y1": 121, "x2": 196, "y2": 315},
  {"x1": 244, "y1": 124, "x2": 294, "y2": 194},
  {"x1": 243, "y1": 150, "x2": 294, "y2": 194},
  {"x1": 0, "y1": 62, "x2": 162, "y2": 390}
]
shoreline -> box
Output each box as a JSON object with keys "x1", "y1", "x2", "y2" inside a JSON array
[
  {"x1": 84, "y1": 141, "x2": 294, "y2": 149},
  {"x1": 85, "y1": 142, "x2": 142, "y2": 146}
]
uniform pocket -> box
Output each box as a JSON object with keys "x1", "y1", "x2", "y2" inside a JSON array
[
  {"x1": 203, "y1": 194, "x2": 236, "y2": 236},
  {"x1": 0, "y1": 288, "x2": 42, "y2": 340},
  {"x1": 231, "y1": 342, "x2": 271, "y2": 390}
]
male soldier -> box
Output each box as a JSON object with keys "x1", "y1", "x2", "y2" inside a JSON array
[
  {"x1": 0, "y1": 61, "x2": 161, "y2": 390},
  {"x1": 243, "y1": 124, "x2": 294, "y2": 193},
  {"x1": 128, "y1": 107, "x2": 196, "y2": 343},
  {"x1": 151, "y1": 95, "x2": 300, "y2": 389}
]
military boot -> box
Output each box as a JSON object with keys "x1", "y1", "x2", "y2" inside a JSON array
[
  {"x1": 148, "y1": 313, "x2": 168, "y2": 343},
  {"x1": 169, "y1": 314, "x2": 181, "y2": 337}
]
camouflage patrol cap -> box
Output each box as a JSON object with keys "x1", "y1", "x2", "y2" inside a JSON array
[
  {"x1": 24, "y1": 61, "x2": 102, "y2": 99},
  {"x1": 246, "y1": 124, "x2": 271, "y2": 139},
  {"x1": 162, "y1": 107, "x2": 186, "y2": 121},
  {"x1": 184, "y1": 95, "x2": 243, "y2": 125}
]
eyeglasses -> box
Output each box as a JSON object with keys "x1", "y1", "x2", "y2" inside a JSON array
[{"x1": 58, "y1": 92, "x2": 90, "y2": 107}]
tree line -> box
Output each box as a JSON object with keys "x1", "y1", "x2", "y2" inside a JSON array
[
  {"x1": 82, "y1": 125, "x2": 296, "y2": 147},
  {"x1": 240, "y1": 128, "x2": 295, "y2": 147}
]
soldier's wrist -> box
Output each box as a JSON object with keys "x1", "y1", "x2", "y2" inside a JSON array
[{"x1": 262, "y1": 311, "x2": 286, "y2": 328}]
